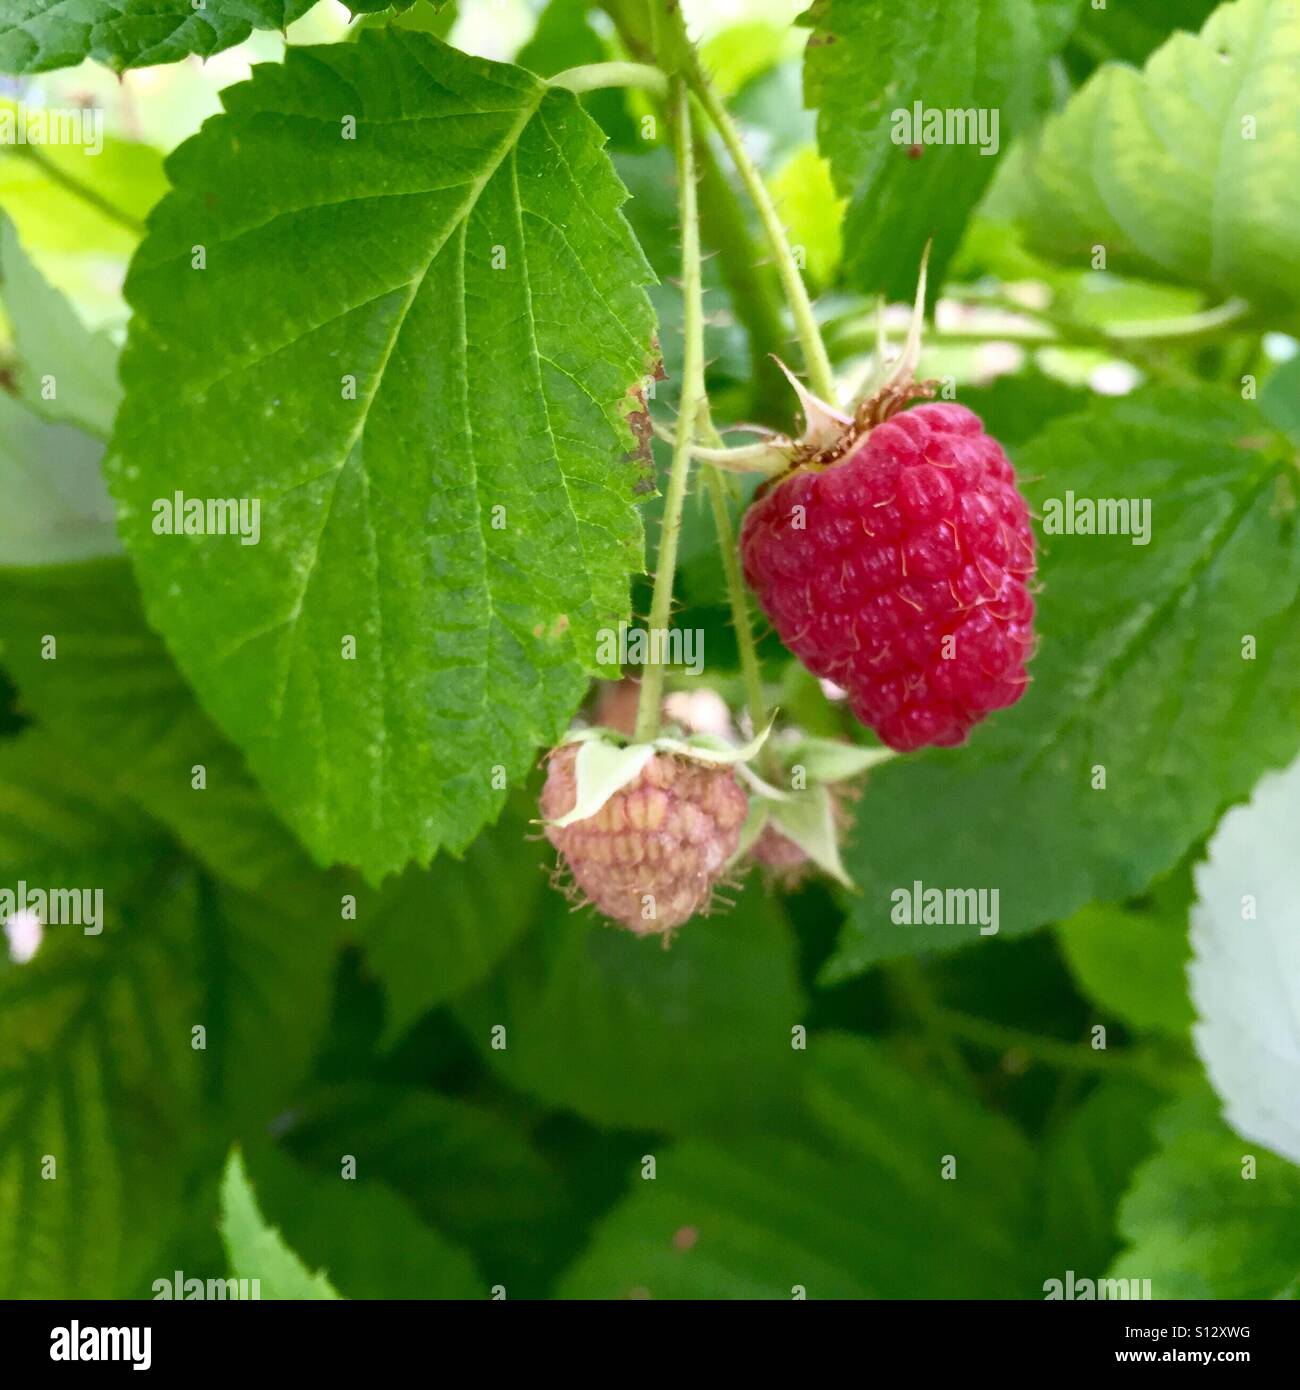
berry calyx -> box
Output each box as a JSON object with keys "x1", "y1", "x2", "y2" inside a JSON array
[
  {"x1": 741, "y1": 400, "x2": 1036, "y2": 751},
  {"x1": 541, "y1": 745, "x2": 748, "y2": 934}
]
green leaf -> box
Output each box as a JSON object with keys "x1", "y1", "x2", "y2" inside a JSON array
[
  {"x1": 109, "y1": 32, "x2": 657, "y2": 882},
  {"x1": 0, "y1": 560, "x2": 314, "y2": 894},
  {"x1": 952, "y1": 370, "x2": 1092, "y2": 451},
  {"x1": 1111, "y1": 1086, "x2": 1300, "y2": 1298},
  {"x1": 0, "y1": 398, "x2": 118, "y2": 566},
  {"x1": 0, "y1": 104, "x2": 164, "y2": 324},
  {"x1": 0, "y1": 212, "x2": 120, "y2": 438},
  {"x1": 1058, "y1": 870, "x2": 1195, "y2": 1040},
  {"x1": 361, "y1": 811, "x2": 545, "y2": 1044},
  {"x1": 0, "y1": 727, "x2": 157, "y2": 892},
  {"x1": 828, "y1": 389, "x2": 1300, "y2": 979},
  {"x1": 0, "y1": 0, "x2": 318, "y2": 75},
  {"x1": 219, "y1": 1149, "x2": 340, "y2": 1300},
  {"x1": 239, "y1": 1142, "x2": 479, "y2": 1299},
  {"x1": 0, "y1": 733, "x2": 341, "y2": 1296},
  {"x1": 698, "y1": 20, "x2": 794, "y2": 100},
  {"x1": 1062, "y1": 0, "x2": 1217, "y2": 75},
  {"x1": 1039, "y1": 1079, "x2": 1163, "y2": 1280},
  {"x1": 1014, "y1": 0, "x2": 1300, "y2": 319},
  {"x1": 280, "y1": 1083, "x2": 573, "y2": 1295},
  {"x1": 558, "y1": 1035, "x2": 1040, "y2": 1298},
  {"x1": 802, "y1": 0, "x2": 1062, "y2": 298},
  {"x1": 1190, "y1": 752, "x2": 1300, "y2": 1164},
  {"x1": 767, "y1": 786, "x2": 852, "y2": 887},
  {"x1": 765, "y1": 144, "x2": 844, "y2": 291},
  {"x1": 1260, "y1": 354, "x2": 1300, "y2": 442},
  {"x1": 456, "y1": 881, "x2": 805, "y2": 1134},
  {"x1": 515, "y1": 0, "x2": 636, "y2": 148}
]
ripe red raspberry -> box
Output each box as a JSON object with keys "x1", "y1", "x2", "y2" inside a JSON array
[
  {"x1": 740, "y1": 402, "x2": 1036, "y2": 751},
  {"x1": 541, "y1": 746, "x2": 748, "y2": 933}
]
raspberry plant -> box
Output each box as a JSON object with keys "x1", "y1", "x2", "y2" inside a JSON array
[{"x1": 1, "y1": 0, "x2": 1299, "y2": 1312}]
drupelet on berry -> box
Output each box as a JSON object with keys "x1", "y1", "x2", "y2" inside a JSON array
[
  {"x1": 740, "y1": 401, "x2": 1036, "y2": 751},
  {"x1": 541, "y1": 744, "x2": 748, "y2": 933}
]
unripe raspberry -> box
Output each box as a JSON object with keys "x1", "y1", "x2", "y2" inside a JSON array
[
  {"x1": 749, "y1": 780, "x2": 857, "y2": 888},
  {"x1": 541, "y1": 745, "x2": 748, "y2": 933},
  {"x1": 741, "y1": 401, "x2": 1036, "y2": 751},
  {"x1": 750, "y1": 821, "x2": 814, "y2": 886}
]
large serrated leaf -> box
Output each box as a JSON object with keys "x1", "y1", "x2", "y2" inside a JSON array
[
  {"x1": 0, "y1": 560, "x2": 313, "y2": 893},
  {"x1": 108, "y1": 32, "x2": 657, "y2": 883},
  {"x1": 0, "y1": 731, "x2": 343, "y2": 1297},
  {"x1": 827, "y1": 388, "x2": 1300, "y2": 980},
  {"x1": 1015, "y1": 0, "x2": 1300, "y2": 319}
]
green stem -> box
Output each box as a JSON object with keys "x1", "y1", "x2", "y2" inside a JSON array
[
  {"x1": 633, "y1": 77, "x2": 706, "y2": 745},
  {"x1": 934, "y1": 1007, "x2": 1179, "y2": 1085},
  {"x1": 601, "y1": 2, "x2": 790, "y2": 422},
  {"x1": 549, "y1": 61, "x2": 668, "y2": 97},
  {"x1": 6, "y1": 145, "x2": 144, "y2": 235},
  {"x1": 888, "y1": 961, "x2": 980, "y2": 1092},
  {"x1": 703, "y1": 467, "x2": 767, "y2": 734},
  {"x1": 691, "y1": 107, "x2": 791, "y2": 424},
  {"x1": 687, "y1": 65, "x2": 837, "y2": 403}
]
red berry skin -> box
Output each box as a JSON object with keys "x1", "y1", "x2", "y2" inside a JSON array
[
  {"x1": 542, "y1": 747, "x2": 748, "y2": 933},
  {"x1": 741, "y1": 403, "x2": 1036, "y2": 752}
]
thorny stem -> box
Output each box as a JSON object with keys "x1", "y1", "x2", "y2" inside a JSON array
[
  {"x1": 704, "y1": 467, "x2": 768, "y2": 736},
  {"x1": 549, "y1": 61, "x2": 668, "y2": 97},
  {"x1": 687, "y1": 63, "x2": 838, "y2": 404},
  {"x1": 634, "y1": 77, "x2": 707, "y2": 745},
  {"x1": 599, "y1": 2, "x2": 791, "y2": 423}
]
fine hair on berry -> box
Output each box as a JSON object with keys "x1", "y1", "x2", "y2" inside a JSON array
[{"x1": 541, "y1": 746, "x2": 749, "y2": 933}]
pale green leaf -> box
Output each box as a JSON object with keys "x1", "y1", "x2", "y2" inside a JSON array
[
  {"x1": 768, "y1": 786, "x2": 851, "y2": 887},
  {"x1": 0, "y1": 397, "x2": 118, "y2": 565},
  {"x1": 219, "y1": 1149, "x2": 340, "y2": 1300},
  {"x1": 1015, "y1": 0, "x2": 1300, "y2": 319},
  {"x1": 779, "y1": 735, "x2": 896, "y2": 785},
  {"x1": 0, "y1": 212, "x2": 120, "y2": 437},
  {"x1": 549, "y1": 740, "x2": 655, "y2": 828},
  {"x1": 1190, "y1": 753, "x2": 1300, "y2": 1165},
  {"x1": 765, "y1": 144, "x2": 844, "y2": 290},
  {"x1": 108, "y1": 32, "x2": 657, "y2": 882},
  {"x1": 1058, "y1": 872, "x2": 1195, "y2": 1040}
]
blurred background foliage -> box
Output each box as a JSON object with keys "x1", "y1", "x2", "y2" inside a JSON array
[{"x1": 1, "y1": 0, "x2": 1298, "y2": 1300}]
